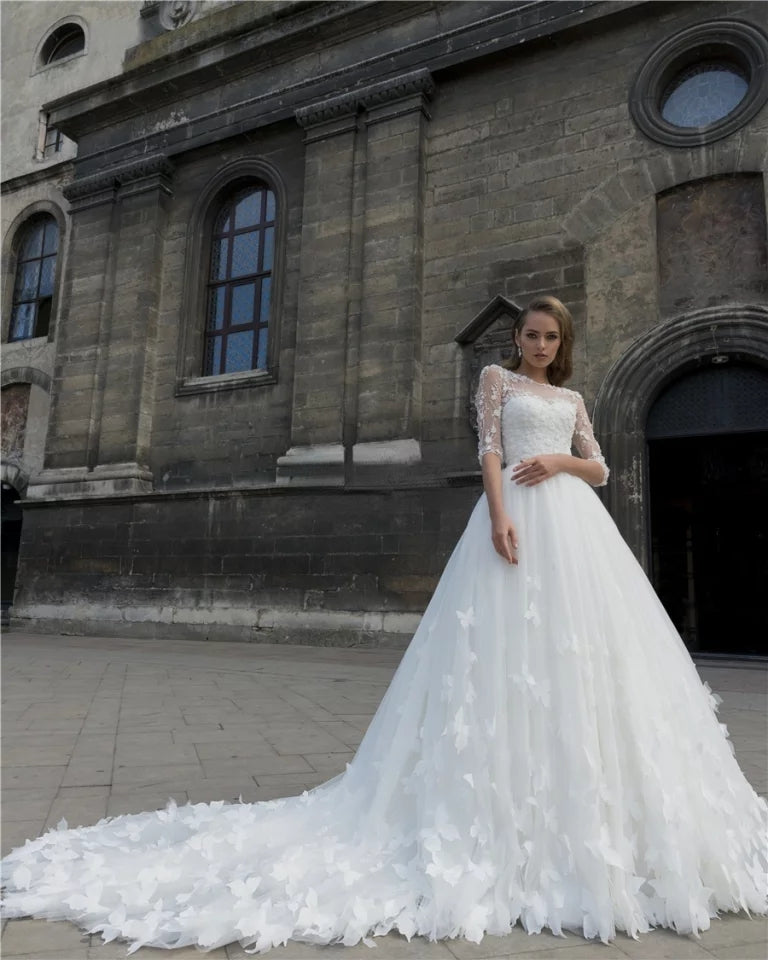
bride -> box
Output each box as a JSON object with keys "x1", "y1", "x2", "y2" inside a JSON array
[{"x1": 2, "y1": 296, "x2": 767, "y2": 955}]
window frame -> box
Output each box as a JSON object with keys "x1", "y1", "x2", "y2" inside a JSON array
[
  {"x1": 203, "y1": 184, "x2": 276, "y2": 378},
  {"x1": 43, "y1": 124, "x2": 65, "y2": 159},
  {"x1": 176, "y1": 160, "x2": 286, "y2": 397},
  {"x1": 2, "y1": 203, "x2": 66, "y2": 346},
  {"x1": 32, "y1": 17, "x2": 88, "y2": 74},
  {"x1": 629, "y1": 20, "x2": 768, "y2": 148}
]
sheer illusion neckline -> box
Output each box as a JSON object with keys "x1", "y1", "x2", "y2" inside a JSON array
[{"x1": 506, "y1": 369, "x2": 563, "y2": 391}]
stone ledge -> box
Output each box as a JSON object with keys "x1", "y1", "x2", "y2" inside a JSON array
[
  {"x1": 275, "y1": 444, "x2": 345, "y2": 486},
  {"x1": 26, "y1": 463, "x2": 154, "y2": 501},
  {"x1": 17, "y1": 471, "x2": 479, "y2": 509},
  {"x1": 11, "y1": 603, "x2": 420, "y2": 649},
  {"x1": 352, "y1": 439, "x2": 421, "y2": 465}
]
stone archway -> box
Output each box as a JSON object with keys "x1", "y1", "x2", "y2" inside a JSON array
[
  {"x1": 592, "y1": 304, "x2": 768, "y2": 567},
  {"x1": 561, "y1": 129, "x2": 767, "y2": 247}
]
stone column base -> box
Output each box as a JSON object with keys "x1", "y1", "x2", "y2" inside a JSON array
[
  {"x1": 275, "y1": 444, "x2": 345, "y2": 486},
  {"x1": 26, "y1": 463, "x2": 154, "y2": 500}
]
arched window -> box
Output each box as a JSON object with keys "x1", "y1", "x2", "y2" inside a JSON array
[
  {"x1": 204, "y1": 183, "x2": 275, "y2": 376},
  {"x1": 40, "y1": 22, "x2": 85, "y2": 66},
  {"x1": 9, "y1": 215, "x2": 59, "y2": 341}
]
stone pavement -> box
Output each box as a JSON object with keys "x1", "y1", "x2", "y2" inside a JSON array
[{"x1": 1, "y1": 632, "x2": 766, "y2": 960}]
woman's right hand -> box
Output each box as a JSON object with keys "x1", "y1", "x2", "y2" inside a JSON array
[{"x1": 491, "y1": 513, "x2": 519, "y2": 565}]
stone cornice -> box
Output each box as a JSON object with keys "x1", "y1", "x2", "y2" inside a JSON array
[
  {"x1": 62, "y1": 155, "x2": 174, "y2": 203},
  {"x1": 295, "y1": 68, "x2": 435, "y2": 128},
  {"x1": 43, "y1": 1, "x2": 648, "y2": 176},
  {"x1": 1, "y1": 160, "x2": 75, "y2": 197}
]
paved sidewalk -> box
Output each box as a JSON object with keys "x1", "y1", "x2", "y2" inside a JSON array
[{"x1": 1, "y1": 632, "x2": 766, "y2": 960}]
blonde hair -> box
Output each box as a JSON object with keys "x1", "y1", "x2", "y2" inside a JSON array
[{"x1": 503, "y1": 294, "x2": 574, "y2": 386}]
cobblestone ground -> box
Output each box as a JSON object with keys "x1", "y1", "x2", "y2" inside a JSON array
[{"x1": 1, "y1": 632, "x2": 766, "y2": 960}]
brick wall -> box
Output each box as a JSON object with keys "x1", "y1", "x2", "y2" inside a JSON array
[{"x1": 14, "y1": 481, "x2": 481, "y2": 646}]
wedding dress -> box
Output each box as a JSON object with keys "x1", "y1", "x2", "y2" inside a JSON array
[{"x1": 2, "y1": 364, "x2": 767, "y2": 955}]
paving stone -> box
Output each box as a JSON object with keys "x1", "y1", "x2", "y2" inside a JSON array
[
  {"x1": 261, "y1": 728, "x2": 351, "y2": 755},
  {"x1": 60, "y1": 761, "x2": 114, "y2": 788},
  {"x1": 695, "y1": 912, "x2": 768, "y2": 950},
  {"x1": 110, "y1": 762, "x2": 202, "y2": 786},
  {"x1": 2, "y1": 765, "x2": 67, "y2": 789},
  {"x1": 2, "y1": 797, "x2": 54, "y2": 821},
  {"x1": 3, "y1": 733, "x2": 79, "y2": 750},
  {"x1": 226, "y1": 932, "x2": 457, "y2": 957},
  {"x1": 184, "y1": 782, "x2": 264, "y2": 803},
  {"x1": 1, "y1": 820, "x2": 46, "y2": 857},
  {"x1": 55, "y1": 785, "x2": 111, "y2": 799},
  {"x1": 2, "y1": 951, "x2": 90, "y2": 960},
  {"x1": 113, "y1": 742, "x2": 199, "y2": 765},
  {"x1": 470, "y1": 944, "x2": 630, "y2": 959},
  {"x1": 44, "y1": 794, "x2": 109, "y2": 830},
  {"x1": 192, "y1": 740, "x2": 278, "y2": 760},
  {"x1": 2, "y1": 745, "x2": 74, "y2": 766},
  {"x1": 199, "y1": 754, "x2": 314, "y2": 779},
  {"x1": 105, "y1": 794, "x2": 186, "y2": 817},
  {"x1": 444, "y1": 928, "x2": 585, "y2": 958},
  {"x1": 2, "y1": 786, "x2": 48, "y2": 803},
  {"x1": 251, "y1": 772, "x2": 323, "y2": 790},
  {"x1": 86, "y1": 940, "x2": 229, "y2": 958},
  {"x1": 614, "y1": 927, "x2": 721, "y2": 957},
  {"x1": 301, "y1": 751, "x2": 355, "y2": 774},
  {"x1": 25, "y1": 718, "x2": 85, "y2": 732},
  {"x1": 0, "y1": 917, "x2": 89, "y2": 955},
  {"x1": 70, "y1": 734, "x2": 118, "y2": 758},
  {"x1": 707, "y1": 943, "x2": 768, "y2": 960}
]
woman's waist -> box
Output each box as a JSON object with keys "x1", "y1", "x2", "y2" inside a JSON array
[{"x1": 503, "y1": 445, "x2": 571, "y2": 464}]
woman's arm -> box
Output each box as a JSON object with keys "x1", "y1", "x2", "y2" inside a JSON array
[
  {"x1": 482, "y1": 452, "x2": 518, "y2": 565},
  {"x1": 512, "y1": 452, "x2": 604, "y2": 487},
  {"x1": 475, "y1": 365, "x2": 518, "y2": 565}
]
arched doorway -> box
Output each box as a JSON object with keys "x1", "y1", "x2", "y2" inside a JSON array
[
  {"x1": 647, "y1": 363, "x2": 768, "y2": 658},
  {"x1": 1, "y1": 483, "x2": 23, "y2": 626},
  {"x1": 593, "y1": 305, "x2": 768, "y2": 570}
]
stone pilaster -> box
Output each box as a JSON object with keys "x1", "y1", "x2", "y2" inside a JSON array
[
  {"x1": 277, "y1": 101, "x2": 359, "y2": 484},
  {"x1": 354, "y1": 69, "x2": 433, "y2": 472},
  {"x1": 279, "y1": 70, "x2": 434, "y2": 484},
  {"x1": 27, "y1": 156, "x2": 173, "y2": 500}
]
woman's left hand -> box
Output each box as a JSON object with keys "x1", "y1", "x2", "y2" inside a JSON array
[{"x1": 511, "y1": 454, "x2": 566, "y2": 486}]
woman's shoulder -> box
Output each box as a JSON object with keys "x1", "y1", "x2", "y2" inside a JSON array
[
  {"x1": 558, "y1": 383, "x2": 581, "y2": 399},
  {"x1": 477, "y1": 363, "x2": 510, "y2": 386}
]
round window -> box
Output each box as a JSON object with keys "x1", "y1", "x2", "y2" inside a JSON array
[
  {"x1": 661, "y1": 61, "x2": 749, "y2": 127},
  {"x1": 630, "y1": 21, "x2": 768, "y2": 147}
]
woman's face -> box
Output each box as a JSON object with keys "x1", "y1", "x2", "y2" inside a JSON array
[{"x1": 515, "y1": 310, "x2": 562, "y2": 371}]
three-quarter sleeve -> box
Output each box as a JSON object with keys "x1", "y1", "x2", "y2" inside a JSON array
[
  {"x1": 475, "y1": 364, "x2": 504, "y2": 465},
  {"x1": 573, "y1": 394, "x2": 609, "y2": 486}
]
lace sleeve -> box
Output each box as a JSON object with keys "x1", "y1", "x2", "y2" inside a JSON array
[
  {"x1": 573, "y1": 394, "x2": 609, "y2": 486},
  {"x1": 475, "y1": 365, "x2": 505, "y2": 465}
]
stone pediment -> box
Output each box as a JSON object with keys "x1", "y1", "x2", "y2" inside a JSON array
[
  {"x1": 455, "y1": 294, "x2": 521, "y2": 436},
  {"x1": 455, "y1": 293, "x2": 521, "y2": 346}
]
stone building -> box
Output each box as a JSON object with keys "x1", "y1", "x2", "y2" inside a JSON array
[{"x1": 2, "y1": 0, "x2": 767, "y2": 656}]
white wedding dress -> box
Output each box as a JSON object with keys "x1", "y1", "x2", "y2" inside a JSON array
[{"x1": 2, "y1": 365, "x2": 767, "y2": 955}]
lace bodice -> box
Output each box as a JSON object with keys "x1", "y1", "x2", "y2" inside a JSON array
[{"x1": 475, "y1": 364, "x2": 609, "y2": 486}]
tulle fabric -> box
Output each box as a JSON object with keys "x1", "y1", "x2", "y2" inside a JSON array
[{"x1": 2, "y1": 467, "x2": 766, "y2": 954}]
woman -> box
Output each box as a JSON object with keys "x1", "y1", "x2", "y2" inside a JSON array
[{"x1": 3, "y1": 296, "x2": 767, "y2": 954}]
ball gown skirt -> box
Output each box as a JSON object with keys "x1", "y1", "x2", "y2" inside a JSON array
[{"x1": 2, "y1": 368, "x2": 767, "y2": 954}]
